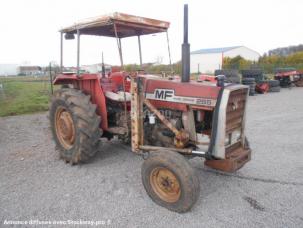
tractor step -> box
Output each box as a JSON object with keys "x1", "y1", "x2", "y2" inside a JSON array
[{"x1": 204, "y1": 147, "x2": 251, "y2": 172}]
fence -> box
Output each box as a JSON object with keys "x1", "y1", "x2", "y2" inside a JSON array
[{"x1": 0, "y1": 75, "x2": 55, "y2": 117}]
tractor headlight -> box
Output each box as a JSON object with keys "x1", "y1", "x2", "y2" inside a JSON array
[
  {"x1": 231, "y1": 129, "x2": 242, "y2": 144},
  {"x1": 225, "y1": 133, "x2": 231, "y2": 146},
  {"x1": 225, "y1": 129, "x2": 242, "y2": 146}
]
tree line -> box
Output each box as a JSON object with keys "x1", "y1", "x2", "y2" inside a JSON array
[
  {"x1": 222, "y1": 51, "x2": 303, "y2": 73},
  {"x1": 268, "y1": 44, "x2": 303, "y2": 56}
]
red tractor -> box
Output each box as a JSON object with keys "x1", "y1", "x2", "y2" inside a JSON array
[
  {"x1": 50, "y1": 5, "x2": 251, "y2": 212},
  {"x1": 275, "y1": 70, "x2": 303, "y2": 87}
]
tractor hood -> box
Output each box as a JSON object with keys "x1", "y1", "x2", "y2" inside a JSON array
[{"x1": 141, "y1": 76, "x2": 220, "y2": 110}]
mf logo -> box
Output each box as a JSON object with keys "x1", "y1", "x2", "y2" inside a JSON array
[{"x1": 154, "y1": 89, "x2": 174, "y2": 100}]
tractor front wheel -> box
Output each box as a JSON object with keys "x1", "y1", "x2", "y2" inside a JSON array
[
  {"x1": 49, "y1": 89, "x2": 101, "y2": 164},
  {"x1": 141, "y1": 150, "x2": 200, "y2": 213}
]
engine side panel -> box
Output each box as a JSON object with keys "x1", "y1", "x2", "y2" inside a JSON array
[{"x1": 143, "y1": 78, "x2": 220, "y2": 110}]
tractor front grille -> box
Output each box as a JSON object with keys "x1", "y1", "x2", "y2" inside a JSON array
[{"x1": 226, "y1": 88, "x2": 248, "y2": 133}]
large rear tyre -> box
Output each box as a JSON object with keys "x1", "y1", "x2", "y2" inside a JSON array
[
  {"x1": 49, "y1": 89, "x2": 101, "y2": 164},
  {"x1": 268, "y1": 80, "x2": 280, "y2": 87},
  {"x1": 141, "y1": 150, "x2": 200, "y2": 213}
]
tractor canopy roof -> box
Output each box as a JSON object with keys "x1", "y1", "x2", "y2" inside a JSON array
[{"x1": 60, "y1": 12, "x2": 170, "y2": 38}]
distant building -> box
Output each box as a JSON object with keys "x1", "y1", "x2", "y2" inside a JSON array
[
  {"x1": 190, "y1": 46, "x2": 260, "y2": 74},
  {"x1": 0, "y1": 64, "x2": 19, "y2": 76},
  {"x1": 19, "y1": 66, "x2": 42, "y2": 75},
  {"x1": 63, "y1": 67, "x2": 78, "y2": 73},
  {"x1": 81, "y1": 63, "x2": 111, "y2": 74}
]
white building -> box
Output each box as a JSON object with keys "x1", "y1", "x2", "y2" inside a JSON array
[
  {"x1": 190, "y1": 46, "x2": 260, "y2": 74},
  {"x1": 0, "y1": 64, "x2": 19, "y2": 76},
  {"x1": 81, "y1": 63, "x2": 111, "y2": 74}
]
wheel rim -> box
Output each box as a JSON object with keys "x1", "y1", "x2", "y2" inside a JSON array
[
  {"x1": 150, "y1": 167, "x2": 181, "y2": 203},
  {"x1": 55, "y1": 106, "x2": 75, "y2": 150}
]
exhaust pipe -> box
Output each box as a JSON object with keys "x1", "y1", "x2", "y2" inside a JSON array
[{"x1": 181, "y1": 4, "x2": 190, "y2": 83}]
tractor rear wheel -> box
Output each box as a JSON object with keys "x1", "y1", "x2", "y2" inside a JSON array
[
  {"x1": 141, "y1": 150, "x2": 200, "y2": 213},
  {"x1": 49, "y1": 88, "x2": 101, "y2": 164}
]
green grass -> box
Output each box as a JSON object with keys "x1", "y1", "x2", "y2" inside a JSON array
[{"x1": 0, "y1": 76, "x2": 54, "y2": 117}]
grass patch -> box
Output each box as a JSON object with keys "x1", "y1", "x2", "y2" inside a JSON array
[{"x1": 0, "y1": 76, "x2": 54, "y2": 117}]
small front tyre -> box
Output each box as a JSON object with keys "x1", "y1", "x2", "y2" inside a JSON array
[{"x1": 141, "y1": 150, "x2": 200, "y2": 213}]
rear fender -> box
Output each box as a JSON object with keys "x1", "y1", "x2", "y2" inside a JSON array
[{"x1": 53, "y1": 74, "x2": 108, "y2": 130}]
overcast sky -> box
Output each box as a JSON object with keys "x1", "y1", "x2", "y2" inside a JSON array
[{"x1": 0, "y1": 0, "x2": 302, "y2": 66}]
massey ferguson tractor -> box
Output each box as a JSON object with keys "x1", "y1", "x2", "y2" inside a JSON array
[{"x1": 50, "y1": 5, "x2": 251, "y2": 212}]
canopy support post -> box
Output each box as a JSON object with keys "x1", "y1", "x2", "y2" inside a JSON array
[
  {"x1": 60, "y1": 32, "x2": 63, "y2": 73},
  {"x1": 119, "y1": 38, "x2": 123, "y2": 66},
  {"x1": 166, "y1": 31, "x2": 173, "y2": 74},
  {"x1": 138, "y1": 35, "x2": 142, "y2": 67},
  {"x1": 114, "y1": 23, "x2": 124, "y2": 68},
  {"x1": 77, "y1": 29, "x2": 80, "y2": 76}
]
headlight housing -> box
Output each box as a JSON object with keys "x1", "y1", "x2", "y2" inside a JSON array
[{"x1": 225, "y1": 129, "x2": 242, "y2": 146}]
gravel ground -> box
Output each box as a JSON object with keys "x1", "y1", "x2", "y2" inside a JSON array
[{"x1": 0, "y1": 87, "x2": 303, "y2": 228}]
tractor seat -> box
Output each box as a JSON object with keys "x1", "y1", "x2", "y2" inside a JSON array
[{"x1": 105, "y1": 91, "x2": 131, "y2": 102}]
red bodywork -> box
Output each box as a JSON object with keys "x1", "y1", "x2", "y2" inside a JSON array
[
  {"x1": 54, "y1": 73, "x2": 220, "y2": 130},
  {"x1": 143, "y1": 77, "x2": 219, "y2": 111},
  {"x1": 54, "y1": 72, "x2": 131, "y2": 130},
  {"x1": 255, "y1": 82, "x2": 269, "y2": 94},
  {"x1": 275, "y1": 70, "x2": 298, "y2": 78}
]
